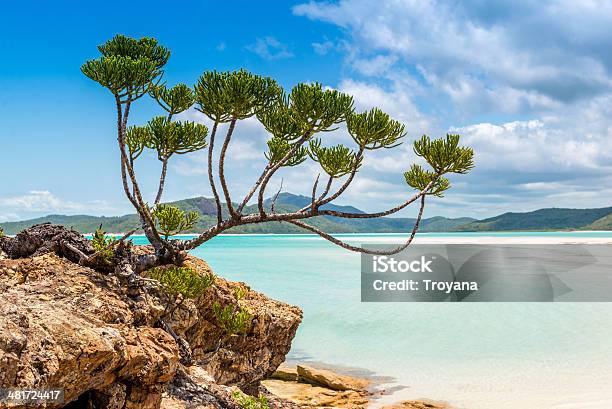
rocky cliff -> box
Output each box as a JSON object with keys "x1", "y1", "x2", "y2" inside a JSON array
[{"x1": 0, "y1": 247, "x2": 302, "y2": 408}]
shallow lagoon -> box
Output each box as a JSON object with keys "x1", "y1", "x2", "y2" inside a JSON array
[{"x1": 131, "y1": 233, "x2": 612, "y2": 408}]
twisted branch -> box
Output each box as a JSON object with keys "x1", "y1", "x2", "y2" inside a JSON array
[
  {"x1": 286, "y1": 195, "x2": 427, "y2": 255},
  {"x1": 219, "y1": 119, "x2": 237, "y2": 217},
  {"x1": 257, "y1": 131, "x2": 312, "y2": 217},
  {"x1": 207, "y1": 121, "x2": 223, "y2": 223}
]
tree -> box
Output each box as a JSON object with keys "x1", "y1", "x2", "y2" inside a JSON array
[{"x1": 81, "y1": 34, "x2": 474, "y2": 275}]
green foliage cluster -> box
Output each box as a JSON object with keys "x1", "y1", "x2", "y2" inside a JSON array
[
  {"x1": 257, "y1": 82, "x2": 353, "y2": 142},
  {"x1": 149, "y1": 266, "x2": 215, "y2": 300},
  {"x1": 308, "y1": 139, "x2": 362, "y2": 178},
  {"x1": 151, "y1": 83, "x2": 195, "y2": 115},
  {"x1": 404, "y1": 165, "x2": 451, "y2": 198},
  {"x1": 91, "y1": 226, "x2": 116, "y2": 264},
  {"x1": 347, "y1": 107, "x2": 405, "y2": 150},
  {"x1": 195, "y1": 69, "x2": 280, "y2": 122},
  {"x1": 289, "y1": 83, "x2": 354, "y2": 132},
  {"x1": 265, "y1": 137, "x2": 307, "y2": 167},
  {"x1": 213, "y1": 297, "x2": 252, "y2": 335},
  {"x1": 152, "y1": 204, "x2": 199, "y2": 239},
  {"x1": 233, "y1": 286, "x2": 249, "y2": 300},
  {"x1": 404, "y1": 134, "x2": 474, "y2": 197},
  {"x1": 81, "y1": 35, "x2": 169, "y2": 101},
  {"x1": 414, "y1": 134, "x2": 474, "y2": 175},
  {"x1": 125, "y1": 94, "x2": 207, "y2": 164},
  {"x1": 0, "y1": 226, "x2": 4, "y2": 238},
  {"x1": 145, "y1": 116, "x2": 208, "y2": 160},
  {"x1": 125, "y1": 126, "x2": 151, "y2": 161},
  {"x1": 231, "y1": 391, "x2": 269, "y2": 409}
]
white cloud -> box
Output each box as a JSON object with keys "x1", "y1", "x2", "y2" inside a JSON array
[
  {"x1": 294, "y1": 0, "x2": 612, "y2": 114},
  {"x1": 341, "y1": 176, "x2": 408, "y2": 202},
  {"x1": 0, "y1": 190, "x2": 83, "y2": 212},
  {"x1": 247, "y1": 37, "x2": 294, "y2": 60},
  {"x1": 339, "y1": 79, "x2": 431, "y2": 134},
  {"x1": 312, "y1": 40, "x2": 335, "y2": 55},
  {"x1": 453, "y1": 97, "x2": 612, "y2": 173},
  {"x1": 0, "y1": 191, "x2": 116, "y2": 221},
  {"x1": 289, "y1": 1, "x2": 612, "y2": 217},
  {"x1": 351, "y1": 54, "x2": 398, "y2": 77},
  {"x1": 0, "y1": 213, "x2": 20, "y2": 223}
]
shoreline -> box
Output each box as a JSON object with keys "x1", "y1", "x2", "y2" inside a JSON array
[
  {"x1": 265, "y1": 360, "x2": 452, "y2": 409},
  {"x1": 79, "y1": 232, "x2": 612, "y2": 245}
]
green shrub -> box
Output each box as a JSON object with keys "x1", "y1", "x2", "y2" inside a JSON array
[
  {"x1": 0, "y1": 226, "x2": 4, "y2": 238},
  {"x1": 149, "y1": 266, "x2": 215, "y2": 300},
  {"x1": 213, "y1": 301, "x2": 252, "y2": 335},
  {"x1": 91, "y1": 227, "x2": 116, "y2": 264},
  {"x1": 233, "y1": 286, "x2": 249, "y2": 300},
  {"x1": 231, "y1": 391, "x2": 269, "y2": 409},
  {"x1": 152, "y1": 204, "x2": 199, "y2": 239}
]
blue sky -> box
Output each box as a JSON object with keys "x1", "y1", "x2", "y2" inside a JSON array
[{"x1": 1, "y1": 0, "x2": 612, "y2": 221}]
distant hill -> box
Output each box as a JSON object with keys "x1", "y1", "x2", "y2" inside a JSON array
[
  {"x1": 455, "y1": 207, "x2": 612, "y2": 231},
  {"x1": 0, "y1": 193, "x2": 473, "y2": 235},
  {"x1": 585, "y1": 213, "x2": 612, "y2": 230},
  {"x1": 4, "y1": 195, "x2": 611, "y2": 235}
]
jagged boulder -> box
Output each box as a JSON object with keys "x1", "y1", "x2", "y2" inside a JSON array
[
  {"x1": 0, "y1": 223, "x2": 93, "y2": 261},
  {"x1": 0, "y1": 238, "x2": 302, "y2": 408},
  {"x1": 0, "y1": 254, "x2": 178, "y2": 408}
]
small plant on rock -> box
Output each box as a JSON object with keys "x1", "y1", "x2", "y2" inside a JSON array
[
  {"x1": 0, "y1": 227, "x2": 4, "y2": 238},
  {"x1": 233, "y1": 286, "x2": 249, "y2": 300},
  {"x1": 149, "y1": 265, "x2": 215, "y2": 316},
  {"x1": 231, "y1": 390, "x2": 269, "y2": 409},
  {"x1": 91, "y1": 226, "x2": 116, "y2": 265},
  {"x1": 148, "y1": 265, "x2": 214, "y2": 365},
  {"x1": 213, "y1": 301, "x2": 252, "y2": 335}
]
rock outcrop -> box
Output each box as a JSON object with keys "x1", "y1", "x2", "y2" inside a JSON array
[
  {"x1": 0, "y1": 254, "x2": 178, "y2": 408},
  {"x1": 0, "y1": 223, "x2": 93, "y2": 261},
  {"x1": 0, "y1": 246, "x2": 302, "y2": 408},
  {"x1": 270, "y1": 364, "x2": 299, "y2": 382},
  {"x1": 163, "y1": 257, "x2": 302, "y2": 393},
  {"x1": 295, "y1": 365, "x2": 369, "y2": 391},
  {"x1": 262, "y1": 364, "x2": 372, "y2": 409}
]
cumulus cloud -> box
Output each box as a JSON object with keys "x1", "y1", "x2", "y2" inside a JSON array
[
  {"x1": 0, "y1": 191, "x2": 116, "y2": 222},
  {"x1": 0, "y1": 190, "x2": 85, "y2": 212},
  {"x1": 247, "y1": 37, "x2": 294, "y2": 60},
  {"x1": 339, "y1": 79, "x2": 431, "y2": 133},
  {"x1": 289, "y1": 0, "x2": 612, "y2": 216},
  {"x1": 294, "y1": 0, "x2": 612, "y2": 114}
]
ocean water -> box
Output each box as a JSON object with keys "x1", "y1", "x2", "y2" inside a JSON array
[{"x1": 131, "y1": 233, "x2": 612, "y2": 409}]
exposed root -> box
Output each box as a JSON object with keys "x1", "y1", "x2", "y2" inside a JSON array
[{"x1": 158, "y1": 319, "x2": 193, "y2": 366}]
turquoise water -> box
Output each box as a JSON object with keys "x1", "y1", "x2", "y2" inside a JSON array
[{"x1": 130, "y1": 233, "x2": 612, "y2": 408}]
